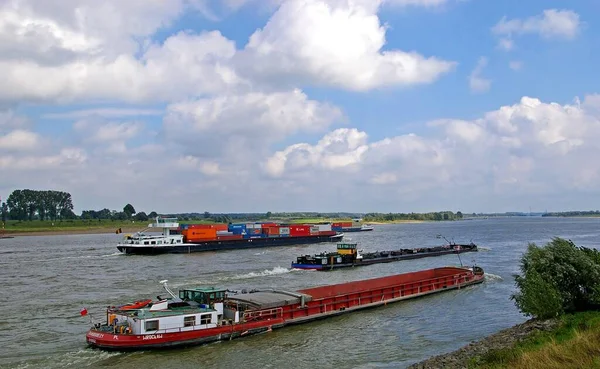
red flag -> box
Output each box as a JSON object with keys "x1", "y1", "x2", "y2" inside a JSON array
[{"x1": 80, "y1": 307, "x2": 88, "y2": 316}]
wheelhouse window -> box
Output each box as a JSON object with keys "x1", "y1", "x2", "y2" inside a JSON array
[
  {"x1": 184, "y1": 316, "x2": 196, "y2": 327},
  {"x1": 200, "y1": 314, "x2": 211, "y2": 325},
  {"x1": 145, "y1": 320, "x2": 159, "y2": 331}
]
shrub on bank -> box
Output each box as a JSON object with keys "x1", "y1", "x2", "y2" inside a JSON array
[{"x1": 511, "y1": 237, "x2": 600, "y2": 319}]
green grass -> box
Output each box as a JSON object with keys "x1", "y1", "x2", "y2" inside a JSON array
[{"x1": 468, "y1": 311, "x2": 600, "y2": 369}]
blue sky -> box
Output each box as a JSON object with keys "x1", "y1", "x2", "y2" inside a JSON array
[{"x1": 1, "y1": 0, "x2": 599, "y2": 214}]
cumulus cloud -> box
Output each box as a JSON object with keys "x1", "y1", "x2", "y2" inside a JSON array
[
  {"x1": 492, "y1": 9, "x2": 581, "y2": 50},
  {"x1": 0, "y1": 0, "x2": 456, "y2": 106},
  {"x1": 237, "y1": 0, "x2": 456, "y2": 91},
  {"x1": 0, "y1": 30, "x2": 240, "y2": 104},
  {"x1": 0, "y1": 0, "x2": 186, "y2": 62},
  {"x1": 261, "y1": 95, "x2": 600, "y2": 209},
  {"x1": 0, "y1": 129, "x2": 40, "y2": 151},
  {"x1": 43, "y1": 108, "x2": 163, "y2": 120},
  {"x1": 164, "y1": 89, "x2": 344, "y2": 161},
  {"x1": 468, "y1": 57, "x2": 491, "y2": 93}
]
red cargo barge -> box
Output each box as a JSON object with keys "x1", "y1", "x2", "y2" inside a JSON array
[{"x1": 85, "y1": 266, "x2": 485, "y2": 350}]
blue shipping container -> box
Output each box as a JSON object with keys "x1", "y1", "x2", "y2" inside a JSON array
[{"x1": 228, "y1": 224, "x2": 247, "y2": 232}]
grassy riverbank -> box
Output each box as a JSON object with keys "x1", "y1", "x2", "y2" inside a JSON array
[
  {"x1": 410, "y1": 311, "x2": 600, "y2": 369},
  {"x1": 470, "y1": 311, "x2": 600, "y2": 369}
]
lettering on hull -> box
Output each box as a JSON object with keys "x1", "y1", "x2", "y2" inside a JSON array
[{"x1": 143, "y1": 334, "x2": 164, "y2": 340}]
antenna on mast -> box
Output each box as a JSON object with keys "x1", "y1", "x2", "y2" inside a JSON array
[{"x1": 159, "y1": 279, "x2": 182, "y2": 301}]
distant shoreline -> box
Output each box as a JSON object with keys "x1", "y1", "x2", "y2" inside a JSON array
[
  {"x1": 1, "y1": 227, "x2": 144, "y2": 237},
  {"x1": 0, "y1": 220, "x2": 429, "y2": 237}
]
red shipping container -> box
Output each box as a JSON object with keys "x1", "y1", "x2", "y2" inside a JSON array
[
  {"x1": 341, "y1": 222, "x2": 353, "y2": 227},
  {"x1": 332, "y1": 222, "x2": 342, "y2": 227},
  {"x1": 261, "y1": 223, "x2": 278, "y2": 228},
  {"x1": 217, "y1": 235, "x2": 243, "y2": 241},
  {"x1": 264, "y1": 226, "x2": 280, "y2": 235},
  {"x1": 289, "y1": 225, "x2": 310, "y2": 236}
]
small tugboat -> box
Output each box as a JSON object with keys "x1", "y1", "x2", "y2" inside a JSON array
[
  {"x1": 291, "y1": 241, "x2": 478, "y2": 271},
  {"x1": 85, "y1": 266, "x2": 485, "y2": 350}
]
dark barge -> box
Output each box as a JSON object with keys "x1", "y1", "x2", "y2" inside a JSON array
[{"x1": 291, "y1": 242, "x2": 478, "y2": 270}]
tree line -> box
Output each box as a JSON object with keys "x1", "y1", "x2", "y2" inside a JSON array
[
  {"x1": 363, "y1": 211, "x2": 463, "y2": 222},
  {"x1": 2, "y1": 189, "x2": 75, "y2": 221},
  {"x1": 1, "y1": 189, "x2": 464, "y2": 224}
]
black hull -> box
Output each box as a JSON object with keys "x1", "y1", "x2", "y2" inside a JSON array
[
  {"x1": 117, "y1": 234, "x2": 344, "y2": 255},
  {"x1": 292, "y1": 246, "x2": 478, "y2": 270}
]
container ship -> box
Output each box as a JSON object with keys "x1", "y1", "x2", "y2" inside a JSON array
[
  {"x1": 116, "y1": 217, "x2": 343, "y2": 255},
  {"x1": 291, "y1": 241, "x2": 478, "y2": 270},
  {"x1": 85, "y1": 265, "x2": 485, "y2": 350},
  {"x1": 331, "y1": 218, "x2": 374, "y2": 232}
]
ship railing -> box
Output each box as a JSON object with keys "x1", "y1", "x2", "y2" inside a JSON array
[{"x1": 243, "y1": 307, "x2": 283, "y2": 322}]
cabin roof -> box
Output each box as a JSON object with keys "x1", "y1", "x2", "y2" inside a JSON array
[{"x1": 227, "y1": 290, "x2": 312, "y2": 310}]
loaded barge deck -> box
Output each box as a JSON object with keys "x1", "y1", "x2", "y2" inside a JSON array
[
  {"x1": 116, "y1": 217, "x2": 343, "y2": 255},
  {"x1": 292, "y1": 242, "x2": 478, "y2": 270},
  {"x1": 85, "y1": 266, "x2": 485, "y2": 350}
]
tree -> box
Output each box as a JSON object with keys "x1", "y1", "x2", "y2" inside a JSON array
[
  {"x1": 123, "y1": 204, "x2": 136, "y2": 218},
  {"x1": 456, "y1": 211, "x2": 463, "y2": 219},
  {"x1": 266, "y1": 211, "x2": 272, "y2": 219},
  {"x1": 148, "y1": 211, "x2": 158, "y2": 219},
  {"x1": 1, "y1": 202, "x2": 7, "y2": 222},
  {"x1": 204, "y1": 211, "x2": 211, "y2": 219},
  {"x1": 135, "y1": 212, "x2": 149, "y2": 221},
  {"x1": 511, "y1": 237, "x2": 600, "y2": 319}
]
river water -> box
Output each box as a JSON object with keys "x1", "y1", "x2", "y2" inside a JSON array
[{"x1": 2, "y1": 217, "x2": 600, "y2": 369}]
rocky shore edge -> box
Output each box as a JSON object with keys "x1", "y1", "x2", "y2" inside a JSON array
[{"x1": 407, "y1": 318, "x2": 559, "y2": 369}]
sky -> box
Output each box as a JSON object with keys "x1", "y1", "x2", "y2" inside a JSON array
[{"x1": 1, "y1": 0, "x2": 599, "y2": 215}]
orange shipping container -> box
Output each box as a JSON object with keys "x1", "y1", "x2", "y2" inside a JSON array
[{"x1": 183, "y1": 229, "x2": 217, "y2": 238}]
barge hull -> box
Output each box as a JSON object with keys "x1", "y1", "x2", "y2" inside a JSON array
[
  {"x1": 86, "y1": 267, "x2": 484, "y2": 350},
  {"x1": 117, "y1": 234, "x2": 344, "y2": 255},
  {"x1": 292, "y1": 248, "x2": 477, "y2": 270}
]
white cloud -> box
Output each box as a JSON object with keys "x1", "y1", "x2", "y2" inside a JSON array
[
  {"x1": 497, "y1": 38, "x2": 514, "y2": 51},
  {"x1": 0, "y1": 147, "x2": 86, "y2": 170},
  {"x1": 0, "y1": 0, "x2": 186, "y2": 63},
  {"x1": 492, "y1": 9, "x2": 581, "y2": 50},
  {"x1": 3, "y1": 94, "x2": 600, "y2": 213},
  {"x1": 468, "y1": 57, "x2": 491, "y2": 93},
  {"x1": 509, "y1": 61, "x2": 523, "y2": 71},
  {"x1": 237, "y1": 0, "x2": 456, "y2": 91},
  {"x1": 264, "y1": 128, "x2": 368, "y2": 177},
  {"x1": 74, "y1": 120, "x2": 144, "y2": 143},
  {"x1": 43, "y1": 108, "x2": 163, "y2": 120},
  {"x1": 0, "y1": 30, "x2": 240, "y2": 105},
  {"x1": 0, "y1": 129, "x2": 40, "y2": 151},
  {"x1": 259, "y1": 94, "x2": 600, "y2": 210},
  {"x1": 164, "y1": 89, "x2": 343, "y2": 161}
]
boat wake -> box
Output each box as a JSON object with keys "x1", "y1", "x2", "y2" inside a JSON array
[
  {"x1": 12, "y1": 349, "x2": 121, "y2": 369},
  {"x1": 484, "y1": 273, "x2": 503, "y2": 282},
  {"x1": 232, "y1": 266, "x2": 296, "y2": 280},
  {"x1": 478, "y1": 246, "x2": 492, "y2": 251}
]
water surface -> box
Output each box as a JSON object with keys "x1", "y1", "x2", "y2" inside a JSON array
[{"x1": 1, "y1": 217, "x2": 599, "y2": 369}]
